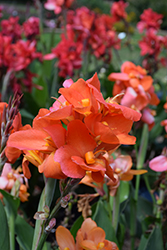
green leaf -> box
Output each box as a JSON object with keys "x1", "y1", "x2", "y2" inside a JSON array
[
  {"x1": 70, "y1": 215, "x2": 84, "y2": 239},
  {"x1": 138, "y1": 225, "x2": 164, "y2": 250},
  {"x1": 20, "y1": 109, "x2": 34, "y2": 119},
  {"x1": 92, "y1": 199, "x2": 118, "y2": 245},
  {"x1": 70, "y1": 202, "x2": 97, "y2": 239},
  {"x1": 117, "y1": 223, "x2": 125, "y2": 249},
  {"x1": 119, "y1": 181, "x2": 129, "y2": 203},
  {"x1": 0, "y1": 200, "x2": 10, "y2": 250},
  {"x1": 0, "y1": 189, "x2": 20, "y2": 218},
  {"x1": 15, "y1": 215, "x2": 34, "y2": 250},
  {"x1": 0, "y1": 190, "x2": 20, "y2": 250},
  {"x1": 33, "y1": 76, "x2": 49, "y2": 108}
]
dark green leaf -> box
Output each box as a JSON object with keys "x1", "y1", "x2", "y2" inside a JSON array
[
  {"x1": 0, "y1": 189, "x2": 20, "y2": 218},
  {"x1": 119, "y1": 181, "x2": 129, "y2": 203},
  {"x1": 0, "y1": 199, "x2": 10, "y2": 250},
  {"x1": 92, "y1": 199, "x2": 118, "y2": 244},
  {"x1": 33, "y1": 76, "x2": 49, "y2": 108},
  {"x1": 15, "y1": 215, "x2": 34, "y2": 250},
  {"x1": 138, "y1": 225, "x2": 164, "y2": 250},
  {"x1": 70, "y1": 215, "x2": 84, "y2": 239}
]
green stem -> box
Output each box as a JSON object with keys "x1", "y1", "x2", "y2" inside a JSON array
[
  {"x1": 130, "y1": 124, "x2": 149, "y2": 250},
  {"x1": 107, "y1": 188, "x2": 112, "y2": 222},
  {"x1": 32, "y1": 178, "x2": 56, "y2": 250},
  {"x1": 112, "y1": 187, "x2": 120, "y2": 233},
  {"x1": 130, "y1": 193, "x2": 136, "y2": 250},
  {"x1": 135, "y1": 124, "x2": 149, "y2": 201},
  {"x1": 1, "y1": 70, "x2": 13, "y2": 102},
  {"x1": 36, "y1": 178, "x2": 81, "y2": 250}
]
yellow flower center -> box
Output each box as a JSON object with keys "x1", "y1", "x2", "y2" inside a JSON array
[
  {"x1": 7, "y1": 172, "x2": 14, "y2": 179},
  {"x1": 24, "y1": 150, "x2": 43, "y2": 167},
  {"x1": 85, "y1": 151, "x2": 95, "y2": 164},
  {"x1": 97, "y1": 242, "x2": 105, "y2": 249},
  {"x1": 115, "y1": 167, "x2": 121, "y2": 174},
  {"x1": 64, "y1": 248, "x2": 70, "y2": 250},
  {"x1": 81, "y1": 98, "x2": 90, "y2": 107}
]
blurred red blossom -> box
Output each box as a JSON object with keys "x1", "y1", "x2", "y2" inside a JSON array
[
  {"x1": 23, "y1": 16, "x2": 40, "y2": 40},
  {"x1": 1, "y1": 16, "x2": 22, "y2": 41},
  {"x1": 137, "y1": 8, "x2": 163, "y2": 33},
  {"x1": 110, "y1": 0, "x2": 128, "y2": 23}
]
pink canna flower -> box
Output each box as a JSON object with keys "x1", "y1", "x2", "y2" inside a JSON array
[
  {"x1": 0, "y1": 163, "x2": 29, "y2": 202},
  {"x1": 149, "y1": 155, "x2": 167, "y2": 172}
]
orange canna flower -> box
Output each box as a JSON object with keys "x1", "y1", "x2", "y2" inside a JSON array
[
  {"x1": 56, "y1": 218, "x2": 119, "y2": 250},
  {"x1": 54, "y1": 120, "x2": 106, "y2": 180},
  {"x1": 108, "y1": 61, "x2": 159, "y2": 130}
]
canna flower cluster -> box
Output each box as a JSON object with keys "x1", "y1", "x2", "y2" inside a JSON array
[
  {"x1": 0, "y1": 16, "x2": 41, "y2": 95},
  {"x1": 44, "y1": 5, "x2": 121, "y2": 77},
  {"x1": 56, "y1": 217, "x2": 119, "y2": 250},
  {"x1": 6, "y1": 73, "x2": 141, "y2": 183},
  {"x1": 81, "y1": 152, "x2": 147, "y2": 197},
  {"x1": 108, "y1": 61, "x2": 159, "y2": 130},
  {"x1": 137, "y1": 8, "x2": 167, "y2": 74}
]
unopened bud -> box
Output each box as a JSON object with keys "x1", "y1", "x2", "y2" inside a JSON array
[
  {"x1": 34, "y1": 211, "x2": 49, "y2": 220},
  {"x1": 45, "y1": 218, "x2": 56, "y2": 233},
  {"x1": 61, "y1": 194, "x2": 71, "y2": 208},
  {"x1": 44, "y1": 205, "x2": 50, "y2": 214}
]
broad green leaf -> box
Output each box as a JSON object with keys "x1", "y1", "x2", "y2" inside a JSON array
[
  {"x1": 137, "y1": 196, "x2": 153, "y2": 221},
  {"x1": 0, "y1": 189, "x2": 20, "y2": 218},
  {"x1": 15, "y1": 215, "x2": 34, "y2": 250},
  {"x1": 33, "y1": 76, "x2": 49, "y2": 108},
  {"x1": 117, "y1": 223, "x2": 125, "y2": 249},
  {"x1": 92, "y1": 199, "x2": 118, "y2": 245},
  {"x1": 70, "y1": 215, "x2": 84, "y2": 239},
  {"x1": 0, "y1": 200, "x2": 10, "y2": 250},
  {"x1": 119, "y1": 181, "x2": 129, "y2": 203},
  {"x1": 138, "y1": 225, "x2": 164, "y2": 250},
  {"x1": 0, "y1": 190, "x2": 20, "y2": 250}
]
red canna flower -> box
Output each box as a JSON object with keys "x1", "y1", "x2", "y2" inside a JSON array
[
  {"x1": 137, "y1": 8, "x2": 163, "y2": 33},
  {"x1": 110, "y1": 0, "x2": 128, "y2": 23},
  {"x1": 23, "y1": 17, "x2": 40, "y2": 40},
  {"x1": 1, "y1": 16, "x2": 22, "y2": 41},
  {"x1": 44, "y1": 35, "x2": 82, "y2": 78}
]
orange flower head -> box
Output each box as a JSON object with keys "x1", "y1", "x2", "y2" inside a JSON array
[{"x1": 56, "y1": 218, "x2": 119, "y2": 250}]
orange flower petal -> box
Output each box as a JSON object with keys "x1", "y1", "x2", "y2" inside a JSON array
[
  {"x1": 38, "y1": 152, "x2": 67, "y2": 179},
  {"x1": 56, "y1": 226, "x2": 76, "y2": 250}
]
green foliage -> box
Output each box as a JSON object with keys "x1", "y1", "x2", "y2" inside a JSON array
[
  {"x1": 138, "y1": 225, "x2": 164, "y2": 250},
  {"x1": 0, "y1": 199, "x2": 10, "y2": 250},
  {"x1": 76, "y1": 0, "x2": 110, "y2": 14}
]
